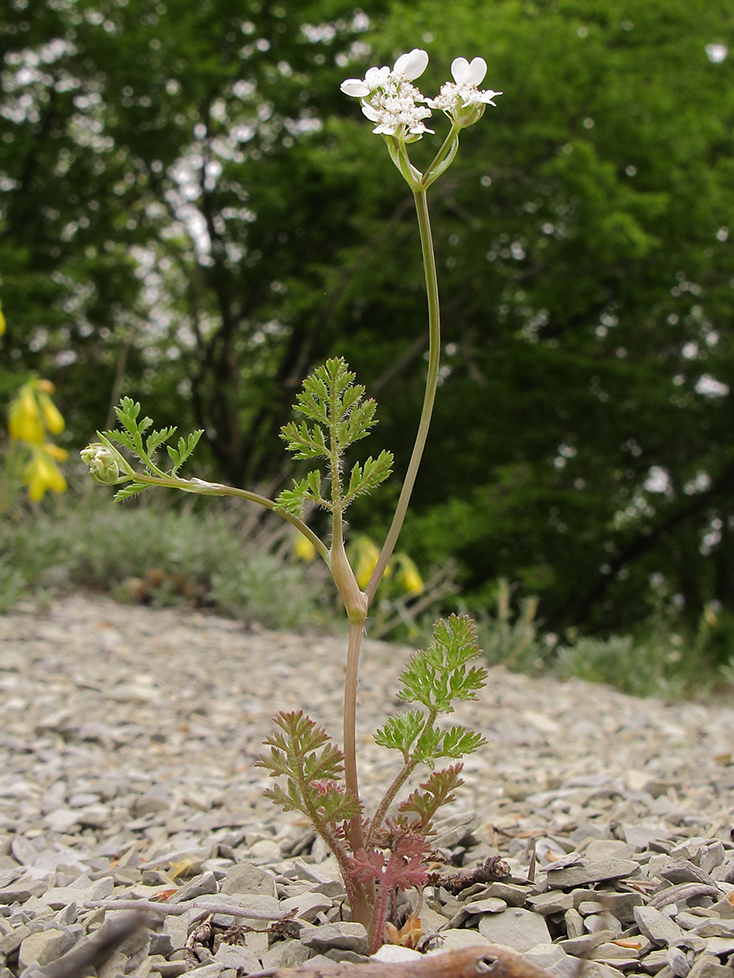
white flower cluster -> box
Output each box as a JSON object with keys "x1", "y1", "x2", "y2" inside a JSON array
[
  {"x1": 427, "y1": 57, "x2": 502, "y2": 115},
  {"x1": 340, "y1": 49, "x2": 501, "y2": 139},
  {"x1": 341, "y1": 48, "x2": 433, "y2": 138}
]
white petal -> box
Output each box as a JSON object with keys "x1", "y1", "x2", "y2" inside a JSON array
[
  {"x1": 361, "y1": 103, "x2": 380, "y2": 122},
  {"x1": 394, "y1": 48, "x2": 429, "y2": 80},
  {"x1": 365, "y1": 65, "x2": 390, "y2": 89},
  {"x1": 341, "y1": 78, "x2": 370, "y2": 97},
  {"x1": 451, "y1": 56, "x2": 487, "y2": 87}
]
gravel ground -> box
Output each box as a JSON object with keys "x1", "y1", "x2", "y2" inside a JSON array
[{"x1": 2, "y1": 594, "x2": 734, "y2": 978}]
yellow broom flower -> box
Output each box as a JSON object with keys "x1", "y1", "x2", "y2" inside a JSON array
[
  {"x1": 23, "y1": 448, "x2": 67, "y2": 502},
  {"x1": 351, "y1": 535, "x2": 384, "y2": 589},
  {"x1": 8, "y1": 385, "x2": 45, "y2": 444},
  {"x1": 393, "y1": 553, "x2": 424, "y2": 595},
  {"x1": 294, "y1": 533, "x2": 317, "y2": 562},
  {"x1": 38, "y1": 391, "x2": 65, "y2": 435}
]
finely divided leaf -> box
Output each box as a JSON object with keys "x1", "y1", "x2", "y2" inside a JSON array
[
  {"x1": 168, "y1": 430, "x2": 203, "y2": 474},
  {"x1": 398, "y1": 764, "x2": 465, "y2": 832},
  {"x1": 256, "y1": 711, "x2": 360, "y2": 827},
  {"x1": 437, "y1": 725, "x2": 486, "y2": 758},
  {"x1": 114, "y1": 482, "x2": 148, "y2": 501},
  {"x1": 344, "y1": 450, "x2": 393, "y2": 503},
  {"x1": 398, "y1": 614, "x2": 487, "y2": 713},
  {"x1": 281, "y1": 420, "x2": 329, "y2": 460},
  {"x1": 373, "y1": 710, "x2": 424, "y2": 755}
]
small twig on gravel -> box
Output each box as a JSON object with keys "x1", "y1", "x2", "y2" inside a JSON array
[
  {"x1": 84, "y1": 898, "x2": 291, "y2": 921},
  {"x1": 426, "y1": 855, "x2": 511, "y2": 895}
]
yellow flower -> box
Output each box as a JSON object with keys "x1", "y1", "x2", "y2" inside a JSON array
[
  {"x1": 43, "y1": 442, "x2": 69, "y2": 462},
  {"x1": 23, "y1": 448, "x2": 67, "y2": 502},
  {"x1": 393, "y1": 553, "x2": 424, "y2": 595},
  {"x1": 38, "y1": 392, "x2": 65, "y2": 435},
  {"x1": 8, "y1": 386, "x2": 45, "y2": 444},
  {"x1": 0, "y1": 301, "x2": 5, "y2": 337},
  {"x1": 351, "y1": 535, "x2": 383, "y2": 589},
  {"x1": 294, "y1": 533, "x2": 317, "y2": 562}
]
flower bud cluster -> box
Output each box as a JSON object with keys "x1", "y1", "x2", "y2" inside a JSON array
[
  {"x1": 80, "y1": 443, "x2": 122, "y2": 485},
  {"x1": 340, "y1": 49, "x2": 501, "y2": 140}
]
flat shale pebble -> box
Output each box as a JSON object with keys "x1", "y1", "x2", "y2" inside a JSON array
[{"x1": 2, "y1": 595, "x2": 734, "y2": 977}]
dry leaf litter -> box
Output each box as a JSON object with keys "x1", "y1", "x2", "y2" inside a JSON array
[{"x1": 1, "y1": 595, "x2": 734, "y2": 978}]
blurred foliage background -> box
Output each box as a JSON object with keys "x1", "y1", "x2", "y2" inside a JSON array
[{"x1": 3, "y1": 0, "x2": 734, "y2": 673}]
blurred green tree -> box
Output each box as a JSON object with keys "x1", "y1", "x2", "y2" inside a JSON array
[{"x1": 3, "y1": 0, "x2": 734, "y2": 637}]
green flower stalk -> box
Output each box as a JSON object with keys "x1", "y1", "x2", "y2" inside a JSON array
[{"x1": 82, "y1": 46, "x2": 502, "y2": 950}]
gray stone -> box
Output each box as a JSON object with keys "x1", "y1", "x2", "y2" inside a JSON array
[
  {"x1": 480, "y1": 882, "x2": 530, "y2": 907},
  {"x1": 665, "y1": 947, "x2": 691, "y2": 977},
  {"x1": 643, "y1": 949, "x2": 677, "y2": 974},
  {"x1": 590, "y1": 943, "x2": 642, "y2": 968},
  {"x1": 432, "y1": 929, "x2": 494, "y2": 951},
  {"x1": 661, "y1": 861, "x2": 718, "y2": 887},
  {"x1": 18, "y1": 929, "x2": 79, "y2": 970},
  {"x1": 579, "y1": 963, "x2": 627, "y2": 978},
  {"x1": 372, "y1": 945, "x2": 422, "y2": 963},
  {"x1": 300, "y1": 922, "x2": 368, "y2": 954},
  {"x1": 214, "y1": 943, "x2": 261, "y2": 972},
  {"x1": 635, "y1": 906, "x2": 689, "y2": 947},
  {"x1": 545, "y1": 858, "x2": 640, "y2": 888},
  {"x1": 464, "y1": 897, "x2": 508, "y2": 915},
  {"x1": 292, "y1": 859, "x2": 344, "y2": 898},
  {"x1": 523, "y1": 944, "x2": 580, "y2": 978},
  {"x1": 324, "y1": 949, "x2": 369, "y2": 963},
  {"x1": 564, "y1": 907, "x2": 585, "y2": 938},
  {"x1": 0, "y1": 924, "x2": 30, "y2": 955},
  {"x1": 41, "y1": 874, "x2": 114, "y2": 909},
  {"x1": 279, "y1": 891, "x2": 333, "y2": 922},
  {"x1": 163, "y1": 913, "x2": 188, "y2": 952},
  {"x1": 693, "y1": 919, "x2": 734, "y2": 938},
  {"x1": 431, "y1": 812, "x2": 482, "y2": 849},
  {"x1": 168, "y1": 871, "x2": 218, "y2": 903},
  {"x1": 178, "y1": 964, "x2": 223, "y2": 978},
  {"x1": 582, "y1": 840, "x2": 636, "y2": 861},
  {"x1": 700, "y1": 936, "x2": 734, "y2": 955},
  {"x1": 221, "y1": 862, "x2": 277, "y2": 899},
  {"x1": 0, "y1": 878, "x2": 47, "y2": 904},
  {"x1": 43, "y1": 809, "x2": 81, "y2": 834},
  {"x1": 687, "y1": 954, "x2": 734, "y2": 978},
  {"x1": 528, "y1": 890, "x2": 574, "y2": 915},
  {"x1": 558, "y1": 932, "x2": 615, "y2": 956},
  {"x1": 478, "y1": 907, "x2": 551, "y2": 951},
  {"x1": 260, "y1": 937, "x2": 311, "y2": 970},
  {"x1": 146, "y1": 955, "x2": 189, "y2": 978}
]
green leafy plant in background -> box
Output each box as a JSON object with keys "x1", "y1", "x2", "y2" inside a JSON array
[{"x1": 82, "y1": 48, "x2": 499, "y2": 950}]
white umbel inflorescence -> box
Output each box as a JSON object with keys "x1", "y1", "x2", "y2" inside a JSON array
[
  {"x1": 426, "y1": 57, "x2": 502, "y2": 124},
  {"x1": 340, "y1": 48, "x2": 433, "y2": 138}
]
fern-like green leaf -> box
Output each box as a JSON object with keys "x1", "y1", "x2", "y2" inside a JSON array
[
  {"x1": 344, "y1": 450, "x2": 393, "y2": 504},
  {"x1": 437, "y1": 725, "x2": 486, "y2": 758},
  {"x1": 373, "y1": 709, "x2": 424, "y2": 755},
  {"x1": 114, "y1": 482, "x2": 148, "y2": 501},
  {"x1": 275, "y1": 479, "x2": 312, "y2": 516},
  {"x1": 167, "y1": 430, "x2": 203, "y2": 474},
  {"x1": 398, "y1": 764, "x2": 465, "y2": 833}
]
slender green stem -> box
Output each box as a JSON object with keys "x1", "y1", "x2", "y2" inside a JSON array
[
  {"x1": 422, "y1": 123, "x2": 461, "y2": 187},
  {"x1": 363, "y1": 757, "x2": 419, "y2": 852},
  {"x1": 365, "y1": 188, "x2": 441, "y2": 604},
  {"x1": 119, "y1": 471, "x2": 329, "y2": 563},
  {"x1": 343, "y1": 620, "x2": 366, "y2": 850}
]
